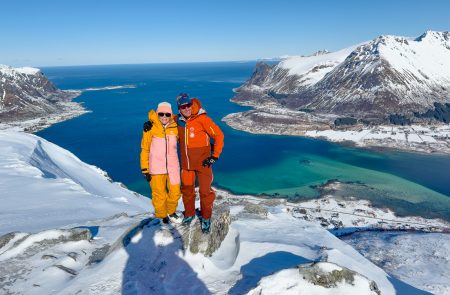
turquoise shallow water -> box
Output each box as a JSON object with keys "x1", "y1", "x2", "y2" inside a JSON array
[{"x1": 37, "y1": 63, "x2": 450, "y2": 220}]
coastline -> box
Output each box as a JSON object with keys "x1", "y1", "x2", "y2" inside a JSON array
[
  {"x1": 0, "y1": 90, "x2": 88, "y2": 133},
  {"x1": 222, "y1": 100, "x2": 450, "y2": 155},
  {"x1": 215, "y1": 186, "x2": 450, "y2": 235}
]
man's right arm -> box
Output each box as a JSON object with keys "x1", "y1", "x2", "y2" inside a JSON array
[{"x1": 143, "y1": 121, "x2": 153, "y2": 132}]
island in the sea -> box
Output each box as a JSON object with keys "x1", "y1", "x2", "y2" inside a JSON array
[{"x1": 223, "y1": 31, "x2": 450, "y2": 154}]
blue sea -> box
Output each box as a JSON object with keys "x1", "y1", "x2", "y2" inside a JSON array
[{"x1": 37, "y1": 62, "x2": 450, "y2": 220}]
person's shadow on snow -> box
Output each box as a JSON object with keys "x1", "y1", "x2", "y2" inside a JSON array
[{"x1": 122, "y1": 218, "x2": 210, "y2": 295}]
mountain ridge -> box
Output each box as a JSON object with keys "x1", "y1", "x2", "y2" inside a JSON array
[{"x1": 233, "y1": 31, "x2": 450, "y2": 123}]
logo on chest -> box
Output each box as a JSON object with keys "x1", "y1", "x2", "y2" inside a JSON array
[{"x1": 189, "y1": 127, "x2": 195, "y2": 138}]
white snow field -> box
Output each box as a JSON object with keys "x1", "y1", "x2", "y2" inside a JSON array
[
  {"x1": 343, "y1": 231, "x2": 450, "y2": 295},
  {"x1": 0, "y1": 130, "x2": 442, "y2": 294},
  {"x1": 0, "y1": 130, "x2": 151, "y2": 235}
]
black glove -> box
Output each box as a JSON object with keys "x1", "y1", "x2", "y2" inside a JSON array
[
  {"x1": 143, "y1": 121, "x2": 153, "y2": 132},
  {"x1": 143, "y1": 173, "x2": 151, "y2": 182},
  {"x1": 202, "y1": 156, "x2": 218, "y2": 168}
]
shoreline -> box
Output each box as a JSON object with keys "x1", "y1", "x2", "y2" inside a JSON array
[
  {"x1": 222, "y1": 101, "x2": 450, "y2": 155},
  {"x1": 0, "y1": 90, "x2": 88, "y2": 133},
  {"x1": 214, "y1": 178, "x2": 450, "y2": 223},
  {"x1": 215, "y1": 187, "x2": 450, "y2": 235}
]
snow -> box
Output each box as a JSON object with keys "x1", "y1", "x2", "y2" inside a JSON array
[
  {"x1": 288, "y1": 194, "x2": 449, "y2": 234},
  {"x1": 1, "y1": 131, "x2": 446, "y2": 294},
  {"x1": 223, "y1": 106, "x2": 450, "y2": 154},
  {"x1": 0, "y1": 130, "x2": 151, "y2": 235},
  {"x1": 0, "y1": 64, "x2": 40, "y2": 76},
  {"x1": 343, "y1": 231, "x2": 450, "y2": 294},
  {"x1": 304, "y1": 124, "x2": 446, "y2": 145},
  {"x1": 180, "y1": 211, "x2": 396, "y2": 294},
  {"x1": 248, "y1": 266, "x2": 378, "y2": 295},
  {"x1": 379, "y1": 32, "x2": 450, "y2": 87},
  {"x1": 83, "y1": 85, "x2": 137, "y2": 91},
  {"x1": 0, "y1": 229, "x2": 78, "y2": 261},
  {"x1": 16, "y1": 66, "x2": 41, "y2": 75},
  {"x1": 278, "y1": 44, "x2": 364, "y2": 85}
]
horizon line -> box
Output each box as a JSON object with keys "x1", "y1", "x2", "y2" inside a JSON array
[{"x1": 31, "y1": 58, "x2": 281, "y2": 69}]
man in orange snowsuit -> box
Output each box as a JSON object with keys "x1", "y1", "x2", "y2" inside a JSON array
[{"x1": 175, "y1": 93, "x2": 224, "y2": 233}]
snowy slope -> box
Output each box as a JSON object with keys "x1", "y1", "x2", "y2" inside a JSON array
[
  {"x1": 236, "y1": 46, "x2": 361, "y2": 97},
  {"x1": 0, "y1": 131, "x2": 439, "y2": 294},
  {"x1": 0, "y1": 130, "x2": 151, "y2": 235},
  {"x1": 343, "y1": 231, "x2": 450, "y2": 295},
  {"x1": 278, "y1": 46, "x2": 361, "y2": 87}
]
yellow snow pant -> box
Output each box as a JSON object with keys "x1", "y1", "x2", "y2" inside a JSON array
[{"x1": 150, "y1": 174, "x2": 181, "y2": 218}]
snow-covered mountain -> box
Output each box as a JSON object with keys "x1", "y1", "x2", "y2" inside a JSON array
[
  {"x1": 0, "y1": 65, "x2": 80, "y2": 123},
  {"x1": 234, "y1": 31, "x2": 450, "y2": 123},
  {"x1": 3, "y1": 130, "x2": 444, "y2": 294}
]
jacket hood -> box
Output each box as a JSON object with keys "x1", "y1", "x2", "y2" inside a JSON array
[{"x1": 191, "y1": 98, "x2": 202, "y2": 115}]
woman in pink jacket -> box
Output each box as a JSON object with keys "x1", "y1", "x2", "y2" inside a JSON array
[{"x1": 140, "y1": 102, "x2": 181, "y2": 224}]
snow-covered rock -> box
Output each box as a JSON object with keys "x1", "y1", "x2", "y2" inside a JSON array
[{"x1": 248, "y1": 262, "x2": 381, "y2": 295}]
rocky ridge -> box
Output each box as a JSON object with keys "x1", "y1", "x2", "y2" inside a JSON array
[{"x1": 0, "y1": 65, "x2": 85, "y2": 131}]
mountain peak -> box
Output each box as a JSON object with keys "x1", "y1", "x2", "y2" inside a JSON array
[
  {"x1": 415, "y1": 30, "x2": 450, "y2": 42},
  {"x1": 311, "y1": 49, "x2": 330, "y2": 56},
  {"x1": 371, "y1": 34, "x2": 411, "y2": 47},
  {"x1": 0, "y1": 65, "x2": 41, "y2": 77}
]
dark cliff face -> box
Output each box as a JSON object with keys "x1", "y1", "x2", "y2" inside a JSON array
[
  {"x1": 0, "y1": 67, "x2": 73, "y2": 121},
  {"x1": 246, "y1": 62, "x2": 274, "y2": 87},
  {"x1": 232, "y1": 62, "x2": 275, "y2": 103},
  {"x1": 234, "y1": 62, "x2": 274, "y2": 93},
  {"x1": 233, "y1": 32, "x2": 450, "y2": 123}
]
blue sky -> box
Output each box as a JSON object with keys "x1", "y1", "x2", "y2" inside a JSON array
[{"x1": 2, "y1": 0, "x2": 450, "y2": 67}]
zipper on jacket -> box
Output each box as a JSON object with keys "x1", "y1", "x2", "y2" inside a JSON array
[
  {"x1": 185, "y1": 122, "x2": 190, "y2": 170},
  {"x1": 164, "y1": 126, "x2": 168, "y2": 174}
]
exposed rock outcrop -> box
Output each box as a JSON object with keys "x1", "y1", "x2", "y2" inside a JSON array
[
  {"x1": 298, "y1": 262, "x2": 381, "y2": 294},
  {"x1": 181, "y1": 204, "x2": 231, "y2": 256},
  {"x1": 237, "y1": 202, "x2": 269, "y2": 219}
]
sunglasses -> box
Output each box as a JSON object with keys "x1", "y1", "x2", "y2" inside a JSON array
[
  {"x1": 158, "y1": 112, "x2": 172, "y2": 117},
  {"x1": 179, "y1": 103, "x2": 192, "y2": 110}
]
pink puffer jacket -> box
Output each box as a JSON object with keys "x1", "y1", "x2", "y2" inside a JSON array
[{"x1": 140, "y1": 110, "x2": 180, "y2": 185}]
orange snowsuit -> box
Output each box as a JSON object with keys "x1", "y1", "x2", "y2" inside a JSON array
[
  {"x1": 140, "y1": 110, "x2": 181, "y2": 218},
  {"x1": 177, "y1": 98, "x2": 224, "y2": 219}
]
